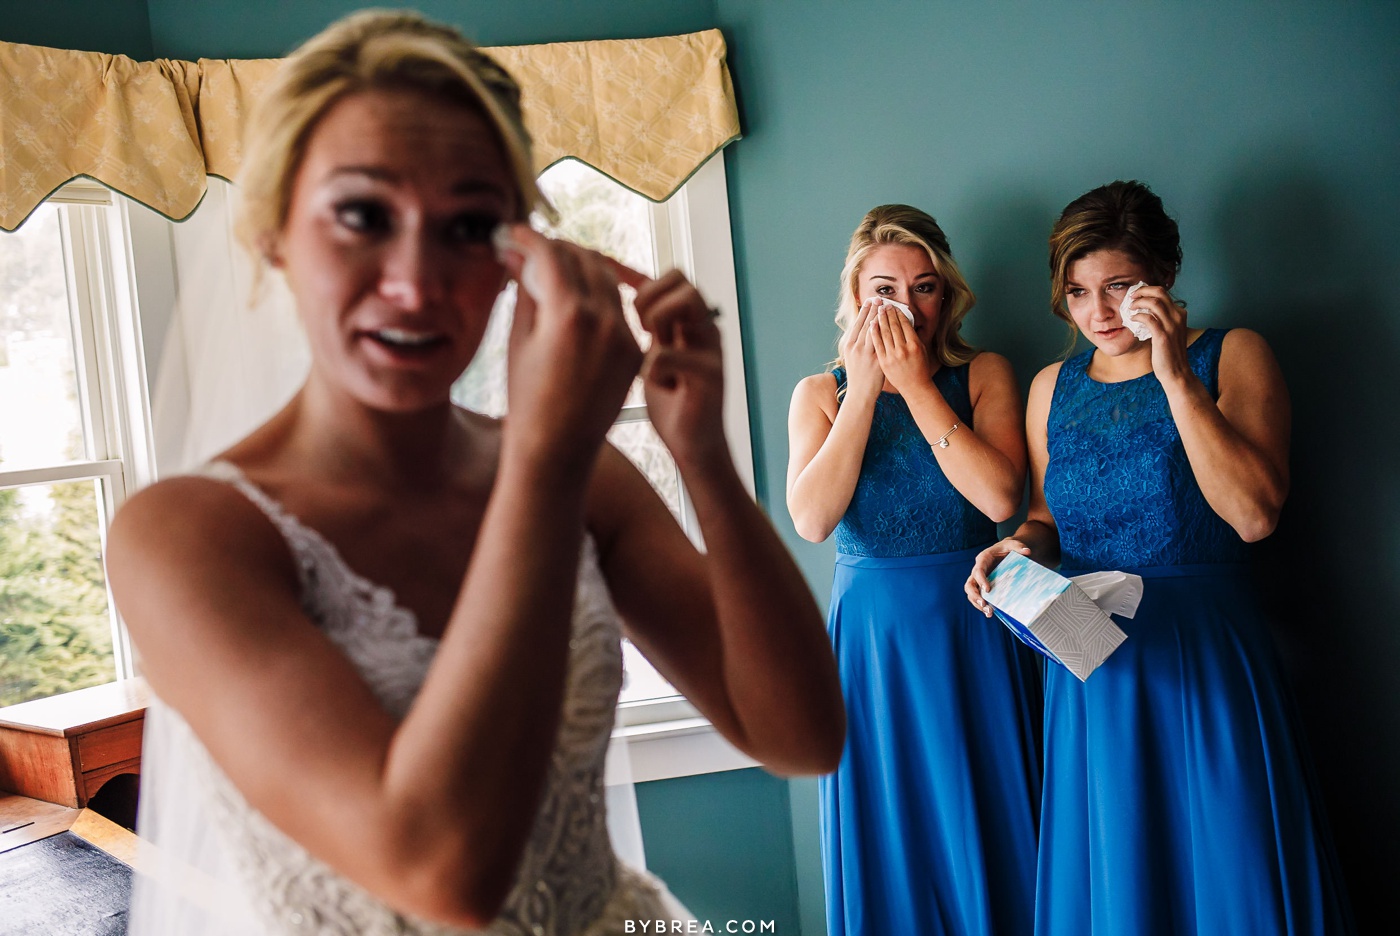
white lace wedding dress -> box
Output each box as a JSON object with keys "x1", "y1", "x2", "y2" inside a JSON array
[{"x1": 129, "y1": 462, "x2": 690, "y2": 935}]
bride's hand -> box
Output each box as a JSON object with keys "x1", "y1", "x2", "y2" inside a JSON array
[
  {"x1": 494, "y1": 223, "x2": 643, "y2": 470},
  {"x1": 608, "y1": 264, "x2": 730, "y2": 473}
]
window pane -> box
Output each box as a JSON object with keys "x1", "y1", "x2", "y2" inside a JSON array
[
  {"x1": 535, "y1": 160, "x2": 656, "y2": 277},
  {"x1": 0, "y1": 478, "x2": 116, "y2": 706},
  {"x1": 450, "y1": 286, "x2": 514, "y2": 417},
  {"x1": 0, "y1": 205, "x2": 88, "y2": 472},
  {"x1": 607, "y1": 419, "x2": 685, "y2": 705},
  {"x1": 620, "y1": 639, "x2": 681, "y2": 705},
  {"x1": 452, "y1": 161, "x2": 660, "y2": 416}
]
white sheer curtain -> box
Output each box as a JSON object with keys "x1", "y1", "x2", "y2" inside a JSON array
[{"x1": 143, "y1": 177, "x2": 648, "y2": 870}]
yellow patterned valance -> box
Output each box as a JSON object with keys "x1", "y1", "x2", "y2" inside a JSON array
[{"x1": 0, "y1": 29, "x2": 739, "y2": 232}]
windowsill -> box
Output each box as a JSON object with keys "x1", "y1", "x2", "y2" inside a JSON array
[{"x1": 609, "y1": 714, "x2": 758, "y2": 784}]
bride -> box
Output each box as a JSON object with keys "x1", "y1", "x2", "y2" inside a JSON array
[{"x1": 108, "y1": 10, "x2": 844, "y2": 934}]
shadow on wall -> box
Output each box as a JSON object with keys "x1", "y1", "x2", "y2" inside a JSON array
[
  {"x1": 958, "y1": 188, "x2": 1067, "y2": 396},
  {"x1": 958, "y1": 187, "x2": 1064, "y2": 537},
  {"x1": 1209, "y1": 155, "x2": 1400, "y2": 930}
]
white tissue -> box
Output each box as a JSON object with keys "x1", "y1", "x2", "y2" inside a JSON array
[
  {"x1": 877, "y1": 298, "x2": 914, "y2": 324},
  {"x1": 1068, "y1": 570, "x2": 1144, "y2": 619},
  {"x1": 1119, "y1": 282, "x2": 1154, "y2": 341}
]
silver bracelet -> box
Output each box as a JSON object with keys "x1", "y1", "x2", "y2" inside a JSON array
[{"x1": 932, "y1": 422, "x2": 959, "y2": 450}]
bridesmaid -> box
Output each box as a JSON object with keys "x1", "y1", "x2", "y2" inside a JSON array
[
  {"x1": 788, "y1": 204, "x2": 1041, "y2": 935},
  {"x1": 967, "y1": 180, "x2": 1353, "y2": 934}
]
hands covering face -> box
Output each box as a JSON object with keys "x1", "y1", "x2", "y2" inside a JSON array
[{"x1": 841, "y1": 297, "x2": 934, "y2": 402}]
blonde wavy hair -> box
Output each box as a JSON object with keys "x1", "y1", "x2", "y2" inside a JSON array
[
  {"x1": 833, "y1": 204, "x2": 978, "y2": 370},
  {"x1": 236, "y1": 8, "x2": 545, "y2": 261}
]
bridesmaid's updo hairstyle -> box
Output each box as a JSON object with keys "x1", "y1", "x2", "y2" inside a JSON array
[
  {"x1": 835, "y1": 204, "x2": 978, "y2": 369},
  {"x1": 237, "y1": 9, "x2": 545, "y2": 263},
  {"x1": 1048, "y1": 180, "x2": 1183, "y2": 333}
]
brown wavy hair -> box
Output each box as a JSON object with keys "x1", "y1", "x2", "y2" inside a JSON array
[{"x1": 1048, "y1": 180, "x2": 1183, "y2": 350}]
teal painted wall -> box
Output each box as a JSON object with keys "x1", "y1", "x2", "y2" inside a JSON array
[
  {"x1": 6, "y1": 1, "x2": 1400, "y2": 930},
  {"x1": 0, "y1": 0, "x2": 153, "y2": 58},
  {"x1": 714, "y1": 1, "x2": 1400, "y2": 929},
  {"x1": 636, "y1": 769, "x2": 802, "y2": 933},
  {"x1": 143, "y1": 0, "x2": 718, "y2": 59}
]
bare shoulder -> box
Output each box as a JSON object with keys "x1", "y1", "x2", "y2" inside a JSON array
[
  {"x1": 967, "y1": 351, "x2": 1018, "y2": 395},
  {"x1": 1028, "y1": 360, "x2": 1065, "y2": 402},
  {"x1": 1215, "y1": 327, "x2": 1287, "y2": 402},
  {"x1": 107, "y1": 476, "x2": 298, "y2": 603},
  {"x1": 1218, "y1": 327, "x2": 1278, "y2": 369},
  {"x1": 969, "y1": 350, "x2": 1015, "y2": 378},
  {"x1": 791, "y1": 371, "x2": 839, "y2": 404}
]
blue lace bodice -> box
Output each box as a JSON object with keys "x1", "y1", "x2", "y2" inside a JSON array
[
  {"x1": 832, "y1": 362, "x2": 996, "y2": 557},
  {"x1": 1044, "y1": 328, "x2": 1249, "y2": 570}
]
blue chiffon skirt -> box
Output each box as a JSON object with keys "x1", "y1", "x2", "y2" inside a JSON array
[
  {"x1": 821, "y1": 546, "x2": 1043, "y2": 936},
  {"x1": 1038, "y1": 563, "x2": 1354, "y2": 935}
]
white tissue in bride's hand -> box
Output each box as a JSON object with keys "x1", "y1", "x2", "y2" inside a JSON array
[
  {"x1": 1119, "y1": 282, "x2": 1154, "y2": 341},
  {"x1": 878, "y1": 298, "x2": 914, "y2": 323},
  {"x1": 981, "y1": 553, "x2": 1132, "y2": 681}
]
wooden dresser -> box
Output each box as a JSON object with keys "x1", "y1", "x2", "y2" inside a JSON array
[{"x1": 0, "y1": 679, "x2": 148, "y2": 808}]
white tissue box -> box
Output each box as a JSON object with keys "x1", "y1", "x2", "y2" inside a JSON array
[{"x1": 981, "y1": 553, "x2": 1133, "y2": 681}]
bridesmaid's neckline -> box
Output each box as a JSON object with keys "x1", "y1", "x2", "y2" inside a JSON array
[{"x1": 1083, "y1": 328, "x2": 1212, "y2": 386}]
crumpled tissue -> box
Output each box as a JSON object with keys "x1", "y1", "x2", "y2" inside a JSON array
[
  {"x1": 876, "y1": 298, "x2": 914, "y2": 324},
  {"x1": 1119, "y1": 282, "x2": 1154, "y2": 341}
]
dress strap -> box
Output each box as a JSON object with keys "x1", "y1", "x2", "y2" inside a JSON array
[
  {"x1": 831, "y1": 366, "x2": 848, "y2": 404},
  {"x1": 1189, "y1": 327, "x2": 1228, "y2": 399},
  {"x1": 1048, "y1": 347, "x2": 1091, "y2": 417},
  {"x1": 933, "y1": 361, "x2": 974, "y2": 426},
  {"x1": 191, "y1": 461, "x2": 317, "y2": 594}
]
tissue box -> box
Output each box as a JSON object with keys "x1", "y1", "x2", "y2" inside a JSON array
[{"x1": 982, "y1": 553, "x2": 1129, "y2": 681}]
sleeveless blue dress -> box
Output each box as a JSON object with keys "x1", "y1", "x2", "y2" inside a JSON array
[
  {"x1": 1038, "y1": 328, "x2": 1353, "y2": 934},
  {"x1": 821, "y1": 363, "x2": 1043, "y2": 936}
]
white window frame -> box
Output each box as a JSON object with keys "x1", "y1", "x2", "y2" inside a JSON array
[
  {"x1": 0, "y1": 181, "x2": 159, "y2": 688},
  {"x1": 607, "y1": 153, "x2": 763, "y2": 780}
]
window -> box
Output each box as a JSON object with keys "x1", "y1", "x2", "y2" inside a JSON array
[
  {"x1": 452, "y1": 154, "x2": 753, "y2": 722},
  {"x1": 0, "y1": 152, "x2": 750, "y2": 734},
  {"x1": 0, "y1": 184, "x2": 155, "y2": 706}
]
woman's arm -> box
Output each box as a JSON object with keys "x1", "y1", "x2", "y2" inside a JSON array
[
  {"x1": 965, "y1": 362, "x2": 1063, "y2": 613},
  {"x1": 1170, "y1": 329, "x2": 1290, "y2": 541},
  {"x1": 109, "y1": 225, "x2": 644, "y2": 929},
  {"x1": 785, "y1": 301, "x2": 884, "y2": 542},
  {"x1": 1128, "y1": 291, "x2": 1291, "y2": 541},
  {"x1": 870, "y1": 310, "x2": 1026, "y2": 521},
  {"x1": 591, "y1": 447, "x2": 845, "y2": 776},
  {"x1": 602, "y1": 264, "x2": 845, "y2": 775}
]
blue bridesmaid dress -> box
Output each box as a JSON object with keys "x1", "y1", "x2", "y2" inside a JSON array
[
  {"x1": 1037, "y1": 328, "x2": 1353, "y2": 934},
  {"x1": 821, "y1": 363, "x2": 1043, "y2": 936}
]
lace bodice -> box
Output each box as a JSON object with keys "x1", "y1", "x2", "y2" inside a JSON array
[
  {"x1": 831, "y1": 363, "x2": 996, "y2": 557},
  {"x1": 137, "y1": 461, "x2": 677, "y2": 935},
  {"x1": 1043, "y1": 328, "x2": 1249, "y2": 570}
]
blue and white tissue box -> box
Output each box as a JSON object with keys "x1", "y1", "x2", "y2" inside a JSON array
[{"x1": 981, "y1": 553, "x2": 1138, "y2": 681}]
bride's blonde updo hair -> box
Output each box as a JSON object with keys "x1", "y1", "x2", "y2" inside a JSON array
[
  {"x1": 833, "y1": 204, "x2": 978, "y2": 369},
  {"x1": 236, "y1": 8, "x2": 544, "y2": 260}
]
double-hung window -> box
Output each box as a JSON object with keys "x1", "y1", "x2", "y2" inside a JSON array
[
  {"x1": 0, "y1": 183, "x2": 155, "y2": 706},
  {"x1": 0, "y1": 155, "x2": 752, "y2": 756},
  {"x1": 453, "y1": 154, "x2": 752, "y2": 725}
]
